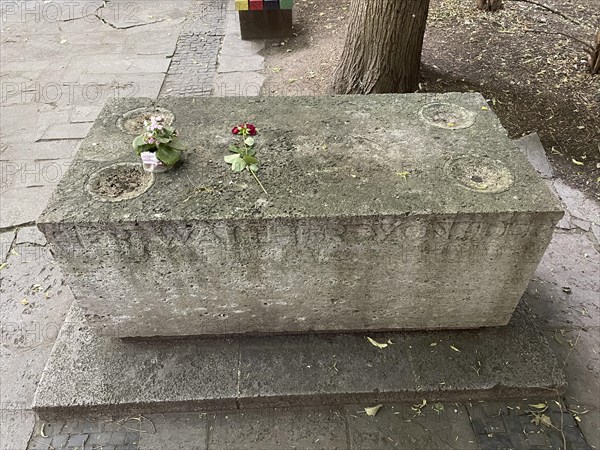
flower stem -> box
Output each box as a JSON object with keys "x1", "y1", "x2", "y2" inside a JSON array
[{"x1": 249, "y1": 168, "x2": 268, "y2": 195}]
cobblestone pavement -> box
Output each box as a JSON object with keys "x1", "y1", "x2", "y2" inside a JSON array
[
  {"x1": 160, "y1": 0, "x2": 227, "y2": 97},
  {"x1": 25, "y1": 401, "x2": 591, "y2": 449}
]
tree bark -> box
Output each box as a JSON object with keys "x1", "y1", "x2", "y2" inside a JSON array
[
  {"x1": 331, "y1": 0, "x2": 431, "y2": 94},
  {"x1": 476, "y1": 0, "x2": 503, "y2": 11},
  {"x1": 590, "y1": 30, "x2": 600, "y2": 75}
]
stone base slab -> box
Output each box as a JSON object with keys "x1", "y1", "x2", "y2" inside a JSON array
[{"x1": 33, "y1": 300, "x2": 565, "y2": 419}]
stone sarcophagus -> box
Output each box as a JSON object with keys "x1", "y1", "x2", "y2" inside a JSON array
[{"x1": 37, "y1": 94, "x2": 563, "y2": 338}]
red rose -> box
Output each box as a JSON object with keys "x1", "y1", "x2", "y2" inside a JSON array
[
  {"x1": 232, "y1": 126, "x2": 240, "y2": 135},
  {"x1": 246, "y1": 124, "x2": 257, "y2": 135}
]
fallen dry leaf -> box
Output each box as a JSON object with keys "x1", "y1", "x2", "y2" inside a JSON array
[
  {"x1": 364, "y1": 404, "x2": 383, "y2": 416},
  {"x1": 366, "y1": 337, "x2": 392, "y2": 349}
]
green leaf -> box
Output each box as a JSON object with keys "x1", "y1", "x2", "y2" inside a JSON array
[
  {"x1": 247, "y1": 147, "x2": 256, "y2": 156},
  {"x1": 244, "y1": 137, "x2": 255, "y2": 146},
  {"x1": 249, "y1": 164, "x2": 259, "y2": 172},
  {"x1": 156, "y1": 146, "x2": 181, "y2": 166},
  {"x1": 132, "y1": 134, "x2": 146, "y2": 148},
  {"x1": 225, "y1": 154, "x2": 247, "y2": 172},
  {"x1": 224, "y1": 154, "x2": 240, "y2": 164},
  {"x1": 134, "y1": 143, "x2": 154, "y2": 155},
  {"x1": 232, "y1": 157, "x2": 247, "y2": 172},
  {"x1": 243, "y1": 155, "x2": 259, "y2": 165},
  {"x1": 229, "y1": 145, "x2": 243, "y2": 154},
  {"x1": 168, "y1": 138, "x2": 186, "y2": 150}
]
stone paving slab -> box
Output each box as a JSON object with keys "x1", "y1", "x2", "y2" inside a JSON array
[
  {"x1": 24, "y1": 417, "x2": 141, "y2": 450},
  {"x1": 32, "y1": 305, "x2": 240, "y2": 419},
  {"x1": 26, "y1": 400, "x2": 591, "y2": 450},
  {"x1": 237, "y1": 333, "x2": 416, "y2": 408},
  {"x1": 0, "y1": 231, "x2": 15, "y2": 262},
  {"x1": 0, "y1": 243, "x2": 74, "y2": 408},
  {"x1": 15, "y1": 226, "x2": 47, "y2": 247},
  {"x1": 212, "y1": 70, "x2": 266, "y2": 96},
  {"x1": 209, "y1": 407, "x2": 347, "y2": 449},
  {"x1": 514, "y1": 133, "x2": 554, "y2": 179},
  {"x1": 466, "y1": 400, "x2": 590, "y2": 450},
  {"x1": 0, "y1": 185, "x2": 57, "y2": 228},
  {"x1": 0, "y1": 141, "x2": 80, "y2": 162},
  {"x1": 33, "y1": 300, "x2": 565, "y2": 419},
  {"x1": 404, "y1": 318, "x2": 566, "y2": 400},
  {"x1": 138, "y1": 412, "x2": 208, "y2": 449},
  {"x1": 0, "y1": 239, "x2": 74, "y2": 450},
  {"x1": 347, "y1": 403, "x2": 478, "y2": 449},
  {"x1": 1, "y1": 158, "x2": 74, "y2": 194},
  {"x1": 38, "y1": 122, "x2": 93, "y2": 141},
  {"x1": 527, "y1": 232, "x2": 599, "y2": 331},
  {"x1": 0, "y1": 105, "x2": 41, "y2": 142},
  {"x1": 211, "y1": 0, "x2": 265, "y2": 96},
  {"x1": 65, "y1": 57, "x2": 172, "y2": 75},
  {"x1": 553, "y1": 179, "x2": 600, "y2": 229},
  {"x1": 1, "y1": 409, "x2": 37, "y2": 450}
]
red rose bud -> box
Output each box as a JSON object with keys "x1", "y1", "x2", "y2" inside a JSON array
[
  {"x1": 246, "y1": 124, "x2": 257, "y2": 135},
  {"x1": 232, "y1": 126, "x2": 240, "y2": 134}
]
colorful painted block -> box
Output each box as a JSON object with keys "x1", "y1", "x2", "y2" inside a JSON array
[
  {"x1": 279, "y1": 0, "x2": 293, "y2": 9},
  {"x1": 235, "y1": 0, "x2": 249, "y2": 10},
  {"x1": 249, "y1": 0, "x2": 263, "y2": 10},
  {"x1": 264, "y1": 0, "x2": 279, "y2": 10}
]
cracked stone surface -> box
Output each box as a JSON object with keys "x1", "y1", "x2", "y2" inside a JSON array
[
  {"x1": 552, "y1": 179, "x2": 600, "y2": 234},
  {"x1": 15, "y1": 227, "x2": 47, "y2": 247},
  {"x1": 0, "y1": 231, "x2": 16, "y2": 262}
]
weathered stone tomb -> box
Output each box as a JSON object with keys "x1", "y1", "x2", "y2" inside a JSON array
[{"x1": 37, "y1": 94, "x2": 563, "y2": 337}]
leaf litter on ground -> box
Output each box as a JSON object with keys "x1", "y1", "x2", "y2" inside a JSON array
[{"x1": 366, "y1": 337, "x2": 393, "y2": 349}]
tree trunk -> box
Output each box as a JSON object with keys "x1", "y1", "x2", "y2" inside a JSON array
[
  {"x1": 476, "y1": 0, "x2": 503, "y2": 11},
  {"x1": 590, "y1": 30, "x2": 600, "y2": 75},
  {"x1": 331, "y1": 0, "x2": 431, "y2": 94}
]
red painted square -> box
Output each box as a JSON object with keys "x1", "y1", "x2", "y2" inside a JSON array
[{"x1": 249, "y1": 0, "x2": 263, "y2": 10}]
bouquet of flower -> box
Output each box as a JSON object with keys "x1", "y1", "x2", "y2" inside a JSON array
[
  {"x1": 132, "y1": 116, "x2": 185, "y2": 172},
  {"x1": 225, "y1": 123, "x2": 267, "y2": 194}
]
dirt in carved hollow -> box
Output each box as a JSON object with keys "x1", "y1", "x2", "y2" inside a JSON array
[
  {"x1": 260, "y1": 0, "x2": 600, "y2": 199},
  {"x1": 118, "y1": 108, "x2": 176, "y2": 135},
  {"x1": 88, "y1": 165, "x2": 153, "y2": 201}
]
